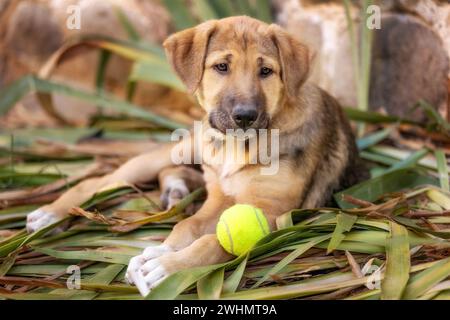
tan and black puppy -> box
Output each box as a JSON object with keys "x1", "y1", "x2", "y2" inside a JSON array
[{"x1": 26, "y1": 16, "x2": 366, "y2": 295}]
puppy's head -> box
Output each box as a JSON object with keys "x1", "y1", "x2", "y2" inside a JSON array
[{"x1": 163, "y1": 16, "x2": 310, "y2": 133}]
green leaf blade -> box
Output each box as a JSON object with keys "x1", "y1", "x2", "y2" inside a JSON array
[{"x1": 381, "y1": 222, "x2": 410, "y2": 300}]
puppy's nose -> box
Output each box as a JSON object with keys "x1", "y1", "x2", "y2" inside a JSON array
[{"x1": 231, "y1": 106, "x2": 258, "y2": 129}]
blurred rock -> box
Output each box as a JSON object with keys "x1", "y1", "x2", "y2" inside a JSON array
[
  {"x1": 275, "y1": 0, "x2": 449, "y2": 121},
  {"x1": 5, "y1": 1, "x2": 63, "y2": 71},
  {"x1": 275, "y1": 0, "x2": 357, "y2": 107},
  {"x1": 370, "y1": 13, "x2": 448, "y2": 120},
  {"x1": 396, "y1": 0, "x2": 450, "y2": 70}
]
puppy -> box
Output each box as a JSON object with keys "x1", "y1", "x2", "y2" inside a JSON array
[{"x1": 26, "y1": 16, "x2": 366, "y2": 295}]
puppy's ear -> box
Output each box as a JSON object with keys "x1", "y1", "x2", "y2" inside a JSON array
[
  {"x1": 163, "y1": 20, "x2": 217, "y2": 93},
  {"x1": 269, "y1": 24, "x2": 310, "y2": 99}
]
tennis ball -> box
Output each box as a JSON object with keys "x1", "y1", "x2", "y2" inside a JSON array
[{"x1": 216, "y1": 204, "x2": 270, "y2": 256}]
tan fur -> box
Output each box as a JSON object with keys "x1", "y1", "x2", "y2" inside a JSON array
[{"x1": 30, "y1": 16, "x2": 364, "y2": 276}]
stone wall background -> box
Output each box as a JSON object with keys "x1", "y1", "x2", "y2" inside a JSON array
[{"x1": 274, "y1": 0, "x2": 449, "y2": 121}]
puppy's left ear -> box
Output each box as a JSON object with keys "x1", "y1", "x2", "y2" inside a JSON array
[
  {"x1": 163, "y1": 20, "x2": 217, "y2": 93},
  {"x1": 268, "y1": 24, "x2": 310, "y2": 99}
]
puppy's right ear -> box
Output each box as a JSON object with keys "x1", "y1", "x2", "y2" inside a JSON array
[
  {"x1": 163, "y1": 20, "x2": 217, "y2": 93},
  {"x1": 268, "y1": 24, "x2": 310, "y2": 100}
]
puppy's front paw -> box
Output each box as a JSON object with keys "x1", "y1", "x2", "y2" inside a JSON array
[
  {"x1": 132, "y1": 258, "x2": 170, "y2": 297},
  {"x1": 125, "y1": 244, "x2": 173, "y2": 291},
  {"x1": 161, "y1": 178, "x2": 190, "y2": 210},
  {"x1": 26, "y1": 208, "x2": 67, "y2": 234}
]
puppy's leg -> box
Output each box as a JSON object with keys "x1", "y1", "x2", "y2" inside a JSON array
[
  {"x1": 164, "y1": 190, "x2": 233, "y2": 250},
  {"x1": 139, "y1": 235, "x2": 231, "y2": 295},
  {"x1": 27, "y1": 176, "x2": 105, "y2": 233},
  {"x1": 27, "y1": 142, "x2": 178, "y2": 233},
  {"x1": 126, "y1": 186, "x2": 233, "y2": 293},
  {"x1": 158, "y1": 166, "x2": 204, "y2": 212},
  {"x1": 124, "y1": 166, "x2": 205, "y2": 279},
  {"x1": 131, "y1": 201, "x2": 282, "y2": 296}
]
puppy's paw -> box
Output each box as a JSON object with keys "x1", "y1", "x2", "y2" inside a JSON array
[
  {"x1": 125, "y1": 244, "x2": 173, "y2": 287},
  {"x1": 132, "y1": 258, "x2": 170, "y2": 297},
  {"x1": 160, "y1": 178, "x2": 191, "y2": 211},
  {"x1": 26, "y1": 208, "x2": 67, "y2": 234}
]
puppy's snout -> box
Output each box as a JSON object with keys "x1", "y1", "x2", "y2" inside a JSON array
[{"x1": 231, "y1": 106, "x2": 258, "y2": 129}]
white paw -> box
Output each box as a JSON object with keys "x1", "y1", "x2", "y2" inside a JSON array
[
  {"x1": 161, "y1": 178, "x2": 190, "y2": 210},
  {"x1": 125, "y1": 244, "x2": 173, "y2": 295},
  {"x1": 133, "y1": 258, "x2": 169, "y2": 296},
  {"x1": 26, "y1": 208, "x2": 64, "y2": 234}
]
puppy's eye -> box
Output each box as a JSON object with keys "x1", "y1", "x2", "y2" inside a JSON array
[
  {"x1": 260, "y1": 67, "x2": 273, "y2": 78},
  {"x1": 214, "y1": 63, "x2": 229, "y2": 74}
]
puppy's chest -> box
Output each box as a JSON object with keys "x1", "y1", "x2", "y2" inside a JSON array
[
  {"x1": 201, "y1": 139, "x2": 254, "y2": 196},
  {"x1": 202, "y1": 164, "x2": 250, "y2": 197},
  {"x1": 202, "y1": 140, "x2": 249, "y2": 178}
]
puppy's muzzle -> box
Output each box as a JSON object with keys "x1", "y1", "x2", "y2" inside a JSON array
[{"x1": 231, "y1": 105, "x2": 259, "y2": 130}]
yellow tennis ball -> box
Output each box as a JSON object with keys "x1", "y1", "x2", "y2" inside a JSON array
[{"x1": 216, "y1": 204, "x2": 270, "y2": 256}]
